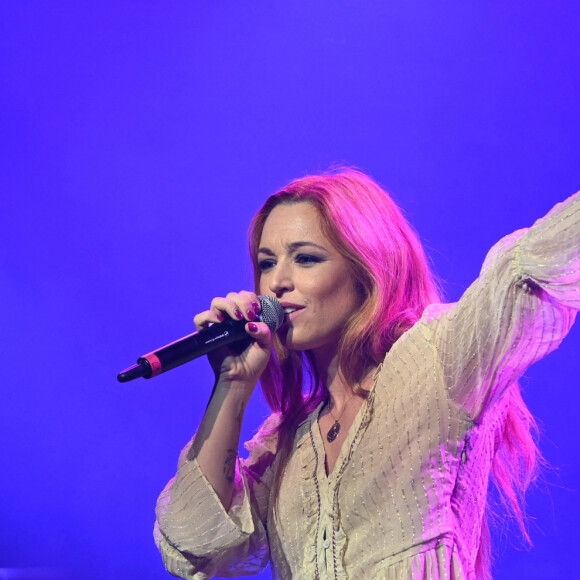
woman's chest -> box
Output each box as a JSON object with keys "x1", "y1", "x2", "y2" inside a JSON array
[{"x1": 274, "y1": 382, "x2": 471, "y2": 537}]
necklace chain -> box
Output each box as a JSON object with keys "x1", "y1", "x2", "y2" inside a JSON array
[
  {"x1": 325, "y1": 394, "x2": 354, "y2": 443},
  {"x1": 327, "y1": 396, "x2": 352, "y2": 423},
  {"x1": 323, "y1": 369, "x2": 378, "y2": 444}
]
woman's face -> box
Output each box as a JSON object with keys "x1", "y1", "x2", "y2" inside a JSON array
[{"x1": 258, "y1": 202, "x2": 362, "y2": 358}]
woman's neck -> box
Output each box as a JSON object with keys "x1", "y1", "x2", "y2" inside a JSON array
[
  {"x1": 314, "y1": 348, "x2": 375, "y2": 409},
  {"x1": 314, "y1": 350, "x2": 346, "y2": 406}
]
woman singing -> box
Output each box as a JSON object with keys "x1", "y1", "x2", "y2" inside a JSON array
[{"x1": 154, "y1": 170, "x2": 579, "y2": 579}]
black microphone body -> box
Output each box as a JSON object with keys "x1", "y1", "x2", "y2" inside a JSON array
[{"x1": 117, "y1": 296, "x2": 284, "y2": 382}]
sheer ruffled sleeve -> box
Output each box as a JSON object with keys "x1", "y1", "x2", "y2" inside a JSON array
[
  {"x1": 154, "y1": 414, "x2": 280, "y2": 579},
  {"x1": 425, "y1": 192, "x2": 580, "y2": 420}
]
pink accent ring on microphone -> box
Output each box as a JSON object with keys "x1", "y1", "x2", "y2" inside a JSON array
[{"x1": 141, "y1": 352, "x2": 163, "y2": 377}]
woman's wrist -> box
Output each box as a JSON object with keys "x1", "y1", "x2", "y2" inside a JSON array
[{"x1": 212, "y1": 376, "x2": 256, "y2": 407}]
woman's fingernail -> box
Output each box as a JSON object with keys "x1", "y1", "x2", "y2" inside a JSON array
[
  {"x1": 216, "y1": 314, "x2": 225, "y2": 322},
  {"x1": 248, "y1": 322, "x2": 258, "y2": 333},
  {"x1": 234, "y1": 309, "x2": 243, "y2": 320},
  {"x1": 252, "y1": 302, "x2": 261, "y2": 313},
  {"x1": 247, "y1": 308, "x2": 256, "y2": 320}
]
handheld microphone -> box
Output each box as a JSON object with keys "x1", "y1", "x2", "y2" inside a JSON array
[{"x1": 116, "y1": 295, "x2": 284, "y2": 383}]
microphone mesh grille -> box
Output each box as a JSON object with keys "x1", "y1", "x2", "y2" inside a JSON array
[{"x1": 258, "y1": 296, "x2": 285, "y2": 332}]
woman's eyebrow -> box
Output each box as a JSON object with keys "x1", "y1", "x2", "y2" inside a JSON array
[{"x1": 258, "y1": 241, "x2": 328, "y2": 255}]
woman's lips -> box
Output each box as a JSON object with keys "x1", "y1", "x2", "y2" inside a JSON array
[
  {"x1": 285, "y1": 309, "x2": 302, "y2": 322},
  {"x1": 281, "y1": 305, "x2": 304, "y2": 323}
]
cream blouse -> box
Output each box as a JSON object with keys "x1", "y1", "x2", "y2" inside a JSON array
[{"x1": 154, "y1": 193, "x2": 580, "y2": 579}]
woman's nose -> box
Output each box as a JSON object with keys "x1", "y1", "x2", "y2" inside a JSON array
[{"x1": 268, "y1": 263, "x2": 294, "y2": 296}]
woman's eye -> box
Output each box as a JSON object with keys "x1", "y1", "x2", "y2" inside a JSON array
[
  {"x1": 258, "y1": 259, "x2": 275, "y2": 271},
  {"x1": 296, "y1": 254, "x2": 322, "y2": 265}
]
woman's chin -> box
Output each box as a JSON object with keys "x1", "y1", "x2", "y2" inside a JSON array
[
  {"x1": 278, "y1": 328, "x2": 307, "y2": 352},
  {"x1": 278, "y1": 332, "x2": 331, "y2": 355}
]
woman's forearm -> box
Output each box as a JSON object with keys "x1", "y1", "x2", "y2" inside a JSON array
[{"x1": 188, "y1": 379, "x2": 254, "y2": 511}]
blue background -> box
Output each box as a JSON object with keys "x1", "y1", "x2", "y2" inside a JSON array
[{"x1": 1, "y1": 2, "x2": 579, "y2": 579}]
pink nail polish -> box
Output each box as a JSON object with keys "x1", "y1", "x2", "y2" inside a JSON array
[
  {"x1": 252, "y1": 302, "x2": 261, "y2": 313},
  {"x1": 247, "y1": 308, "x2": 256, "y2": 320},
  {"x1": 248, "y1": 322, "x2": 258, "y2": 332},
  {"x1": 234, "y1": 309, "x2": 243, "y2": 320}
]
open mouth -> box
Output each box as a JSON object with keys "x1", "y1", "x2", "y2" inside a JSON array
[{"x1": 282, "y1": 306, "x2": 303, "y2": 322}]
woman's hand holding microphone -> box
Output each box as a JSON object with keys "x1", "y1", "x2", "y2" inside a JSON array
[{"x1": 193, "y1": 291, "x2": 279, "y2": 398}]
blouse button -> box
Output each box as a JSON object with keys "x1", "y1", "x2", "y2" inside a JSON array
[{"x1": 323, "y1": 539, "x2": 330, "y2": 549}]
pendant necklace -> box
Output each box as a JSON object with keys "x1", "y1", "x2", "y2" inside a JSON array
[{"x1": 326, "y1": 395, "x2": 354, "y2": 443}]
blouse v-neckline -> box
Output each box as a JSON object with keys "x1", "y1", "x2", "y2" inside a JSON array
[{"x1": 311, "y1": 371, "x2": 379, "y2": 480}]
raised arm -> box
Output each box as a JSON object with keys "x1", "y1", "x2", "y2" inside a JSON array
[{"x1": 427, "y1": 192, "x2": 580, "y2": 420}]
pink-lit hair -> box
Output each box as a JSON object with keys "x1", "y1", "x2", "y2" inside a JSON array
[
  {"x1": 248, "y1": 169, "x2": 540, "y2": 578},
  {"x1": 477, "y1": 383, "x2": 542, "y2": 579},
  {"x1": 249, "y1": 170, "x2": 441, "y2": 392}
]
